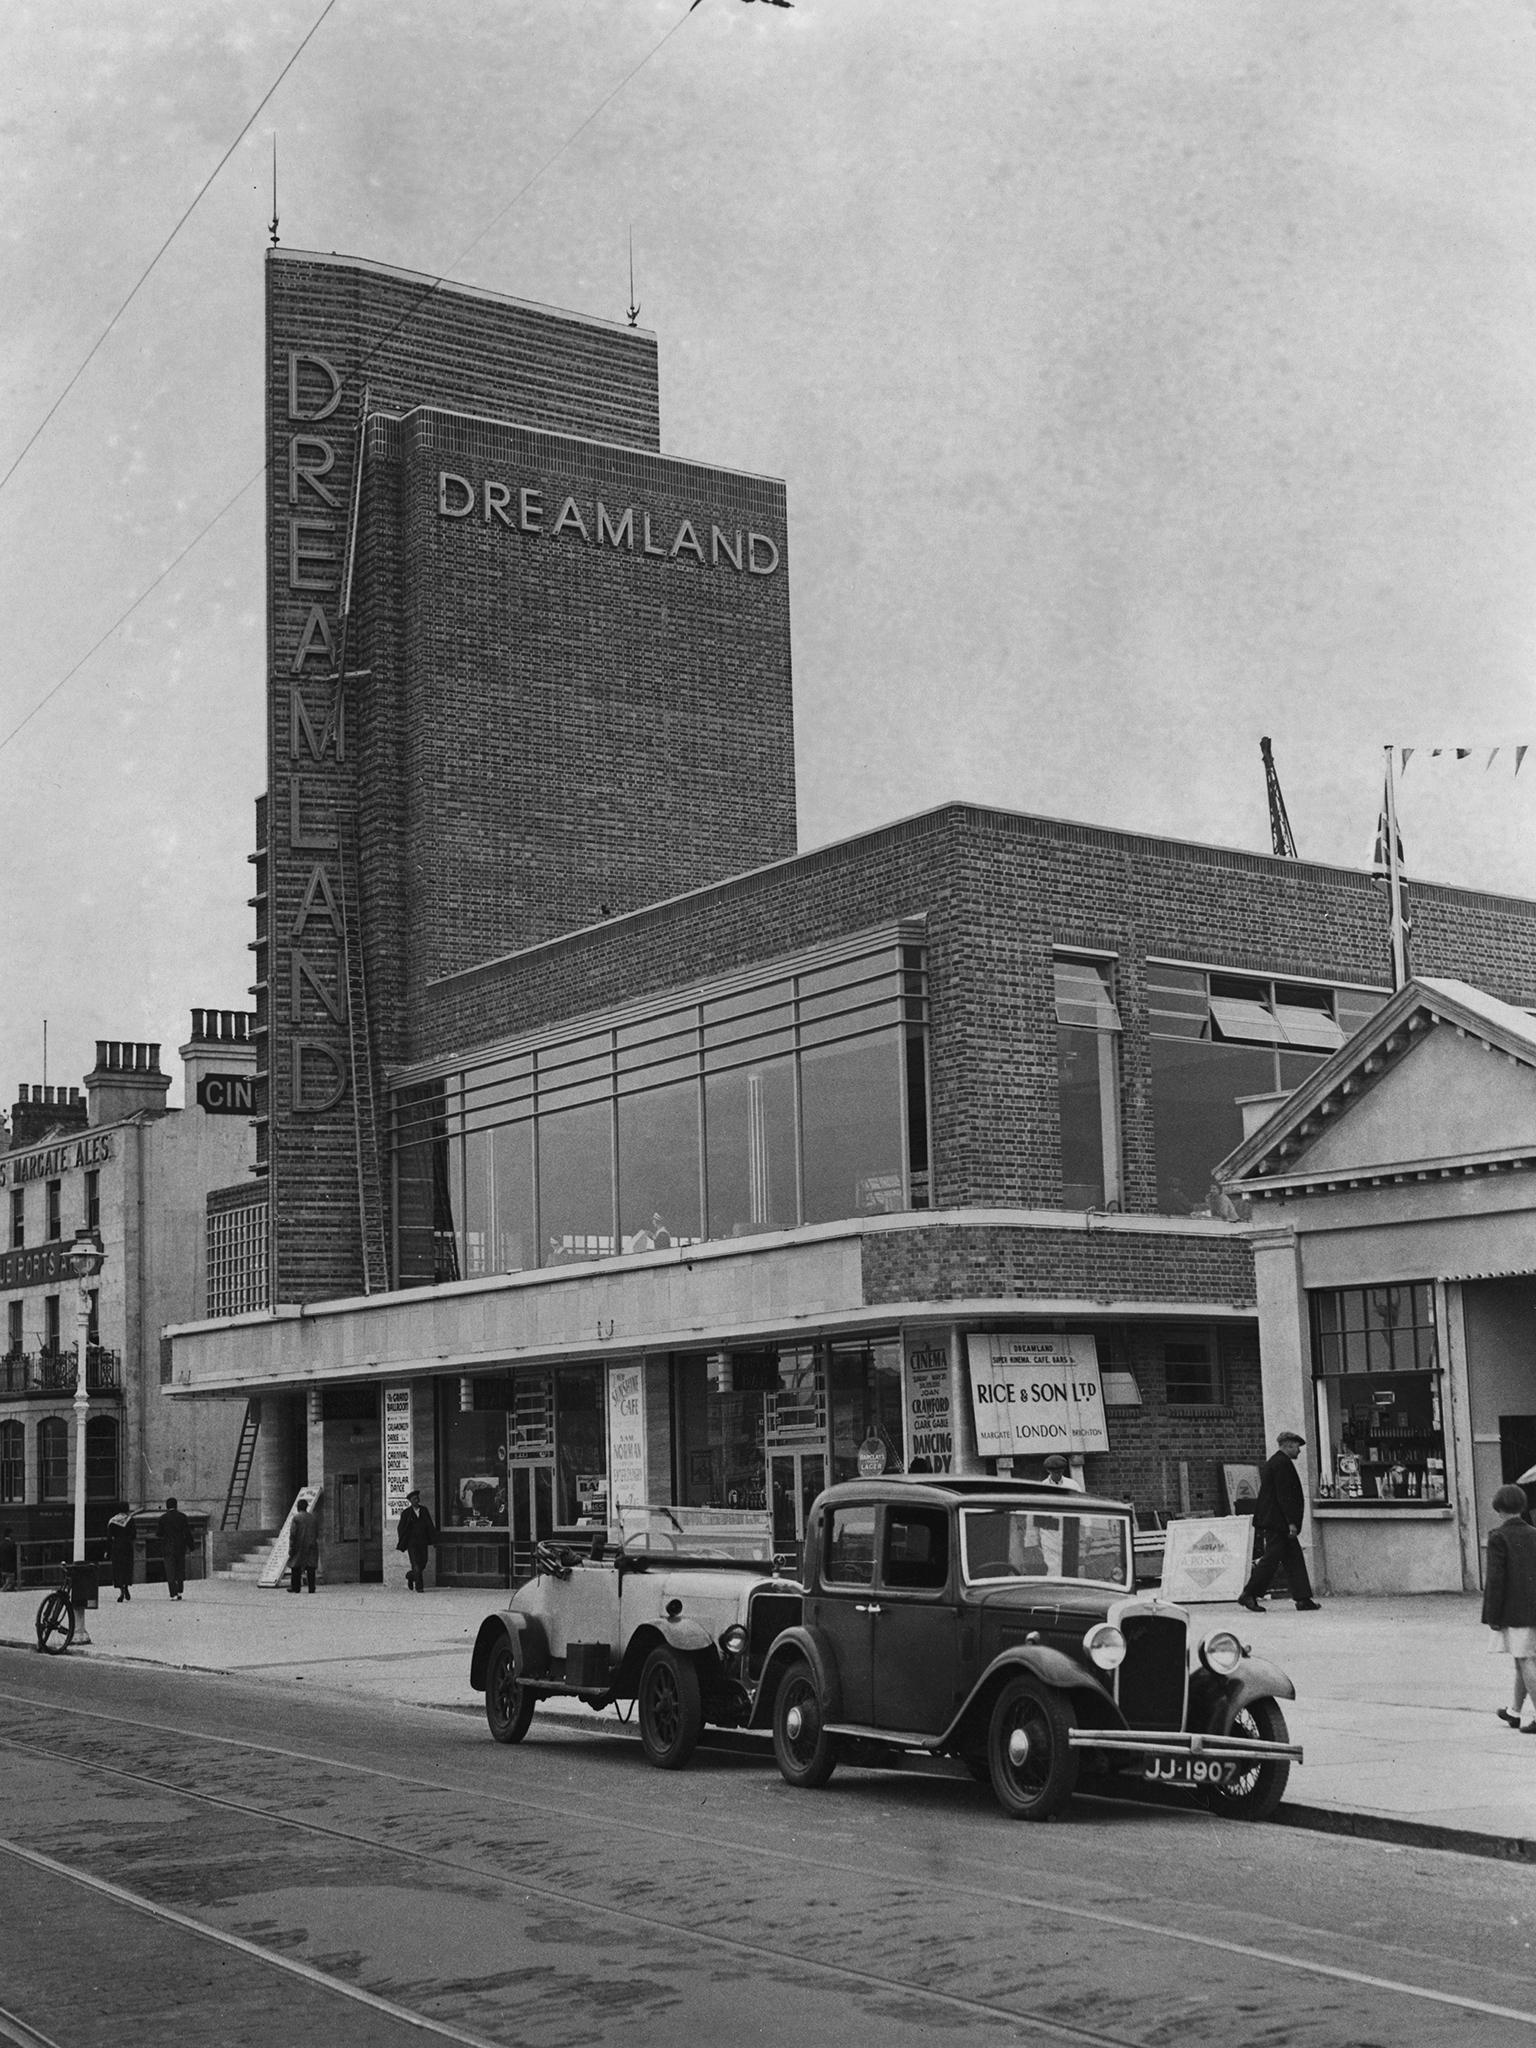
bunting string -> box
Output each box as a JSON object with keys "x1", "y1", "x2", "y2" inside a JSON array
[{"x1": 1397, "y1": 745, "x2": 1528, "y2": 775}]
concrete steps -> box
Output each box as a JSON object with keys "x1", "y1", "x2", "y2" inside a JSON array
[{"x1": 215, "y1": 1529, "x2": 278, "y2": 1580}]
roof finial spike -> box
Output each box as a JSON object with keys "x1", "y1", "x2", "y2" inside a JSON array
[
  {"x1": 269, "y1": 136, "x2": 280, "y2": 248},
  {"x1": 626, "y1": 225, "x2": 640, "y2": 328}
]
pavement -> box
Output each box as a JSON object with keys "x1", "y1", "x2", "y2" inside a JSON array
[{"x1": 1, "y1": 1576, "x2": 1530, "y2": 1862}]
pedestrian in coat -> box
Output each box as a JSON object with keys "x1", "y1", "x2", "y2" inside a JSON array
[
  {"x1": 158, "y1": 1495, "x2": 193, "y2": 1600},
  {"x1": 0, "y1": 1527, "x2": 17, "y2": 1592},
  {"x1": 287, "y1": 1499, "x2": 320, "y2": 1594},
  {"x1": 1238, "y1": 1430, "x2": 1321, "y2": 1612},
  {"x1": 1483, "y1": 1483, "x2": 1536, "y2": 1732},
  {"x1": 106, "y1": 1510, "x2": 135, "y2": 1602},
  {"x1": 396, "y1": 1488, "x2": 437, "y2": 1592}
]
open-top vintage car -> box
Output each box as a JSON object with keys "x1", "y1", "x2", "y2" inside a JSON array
[
  {"x1": 749, "y1": 1477, "x2": 1301, "y2": 1821},
  {"x1": 469, "y1": 1506, "x2": 802, "y2": 1767}
]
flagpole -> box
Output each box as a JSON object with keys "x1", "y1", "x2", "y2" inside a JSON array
[{"x1": 1383, "y1": 744, "x2": 1407, "y2": 991}]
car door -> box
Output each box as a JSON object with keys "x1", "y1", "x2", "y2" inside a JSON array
[
  {"x1": 811, "y1": 1499, "x2": 877, "y2": 1723},
  {"x1": 870, "y1": 1502, "x2": 958, "y2": 1735}
]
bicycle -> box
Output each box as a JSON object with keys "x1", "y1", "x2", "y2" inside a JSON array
[{"x1": 35, "y1": 1565, "x2": 78, "y2": 1655}]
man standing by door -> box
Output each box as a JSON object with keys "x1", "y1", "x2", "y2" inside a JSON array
[
  {"x1": 397, "y1": 1487, "x2": 437, "y2": 1592},
  {"x1": 1239, "y1": 1432, "x2": 1321, "y2": 1613}
]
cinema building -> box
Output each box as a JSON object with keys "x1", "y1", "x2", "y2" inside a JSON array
[{"x1": 164, "y1": 249, "x2": 1536, "y2": 1590}]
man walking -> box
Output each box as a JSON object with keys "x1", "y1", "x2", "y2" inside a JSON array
[
  {"x1": 397, "y1": 1487, "x2": 437, "y2": 1592},
  {"x1": 1239, "y1": 1430, "x2": 1321, "y2": 1613},
  {"x1": 158, "y1": 1495, "x2": 193, "y2": 1600}
]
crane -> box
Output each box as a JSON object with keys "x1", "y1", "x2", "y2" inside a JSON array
[{"x1": 1260, "y1": 736, "x2": 1298, "y2": 859}]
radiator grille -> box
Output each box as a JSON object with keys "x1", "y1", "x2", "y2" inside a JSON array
[{"x1": 1116, "y1": 1611, "x2": 1188, "y2": 1729}]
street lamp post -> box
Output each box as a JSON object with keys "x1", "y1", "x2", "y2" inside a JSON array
[{"x1": 67, "y1": 1225, "x2": 106, "y2": 1641}]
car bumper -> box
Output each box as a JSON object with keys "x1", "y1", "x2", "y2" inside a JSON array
[{"x1": 1068, "y1": 1728, "x2": 1302, "y2": 1765}]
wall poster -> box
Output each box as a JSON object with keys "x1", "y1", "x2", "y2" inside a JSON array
[
  {"x1": 965, "y1": 1333, "x2": 1109, "y2": 1457},
  {"x1": 383, "y1": 1385, "x2": 414, "y2": 1520}
]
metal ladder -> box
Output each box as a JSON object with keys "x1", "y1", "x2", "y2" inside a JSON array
[{"x1": 221, "y1": 1400, "x2": 262, "y2": 1530}]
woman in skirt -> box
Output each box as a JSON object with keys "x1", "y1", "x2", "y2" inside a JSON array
[{"x1": 1484, "y1": 1483, "x2": 1536, "y2": 1730}]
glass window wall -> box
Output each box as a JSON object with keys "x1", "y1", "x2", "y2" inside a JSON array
[
  {"x1": 392, "y1": 930, "x2": 929, "y2": 1282},
  {"x1": 1148, "y1": 964, "x2": 1387, "y2": 1216}
]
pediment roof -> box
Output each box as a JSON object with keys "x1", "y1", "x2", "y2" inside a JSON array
[{"x1": 1217, "y1": 978, "x2": 1536, "y2": 1199}]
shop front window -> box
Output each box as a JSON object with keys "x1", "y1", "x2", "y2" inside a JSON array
[
  {"x1": 442, "y1": 1397, "x2": 510, "y2": 1533},
  {"x1": 1309, "y1": 1283, "x2": 1447, "y2": 1502},
  {"x1": 676, "y1": 1350, "x2": 773, "y2": 1513},
  {"x1": 555, "y1": 1365, "x2": 606, "y2": 1526},
  {"x1": 829, "y1": 1337, "x2": 905, "y2": 1483}
]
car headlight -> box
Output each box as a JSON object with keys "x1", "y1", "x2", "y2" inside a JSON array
[
  {"x1": 1084, "y1": 1623, "x2": 1126, "y2": 1671},
  {"x1": 1199, "y1": 1629, "x2": 1244, "y2": 1676},
  {"x1": 718, "y1": 1623, "x2": 748, "y2": 1656}
]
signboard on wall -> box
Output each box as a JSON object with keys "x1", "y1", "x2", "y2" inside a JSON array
[
  {"x1": 965, "y1": 1333, "x2": 1109, "y2": 1457},
  {"x1": 383, "y1": 1386, "x2": 413, "y2": 1520},
  {"x1": 607, "y1": 1364, "x2": 647, "y2": 1520},
  {"x1": 903, "y1": 1336, "x2": 954, "y2": 1472}
]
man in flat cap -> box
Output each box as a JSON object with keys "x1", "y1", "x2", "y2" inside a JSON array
[
  {"x1": 397, "y1": 1487, "x2": 437, "y2": 1593},
  {"x1": 1238, "y1": 1431, "x2": 1321, "y2": 1613},
  {"x1": 1041, "y1": 1454, "x2": 1083, "y2": 1491}
]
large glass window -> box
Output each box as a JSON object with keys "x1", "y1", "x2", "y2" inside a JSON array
[
  {"x1": 1148, "y1": 965, "x2": 1386, "y2": 1215},
  {"x1": 0, "y1": 1420, "x2": 22, "y2": 1501},
  {"x1": 1309, "y1": 1283, "x2": 1446, "y2": 1502},
  {"x1": 829, "y1": 1337, "x2": 906, "y2": 1482},
  {"x1": 1055, "y1": 957, "x2": 1122, "y2": 1209},
  {"x1": 392, "y1": 929, "x2": 929, "y2": 1280},
  {"x1": 38, "y1": 1416, "x2": 68, "y2": 1501}
]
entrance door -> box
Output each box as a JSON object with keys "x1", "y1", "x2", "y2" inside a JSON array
[
  {"x1": 509, "y1": 1464, "x2": 554, "y2": 1581},
  {"x1": 770, "y1": 1450, "x2": 826, "y2": 1559}
]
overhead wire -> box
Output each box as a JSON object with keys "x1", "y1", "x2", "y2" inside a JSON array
[
  {"x1": 0, "y1": 0, "x2": 704, "y2": 761},
  {"x1": 0, "y1": 0, "x2": 341, "y2": 504}
]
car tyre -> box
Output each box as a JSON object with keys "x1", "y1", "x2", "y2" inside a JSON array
[
  {"x1": 35, "y1": 1589, "x2": 74, "y2": 1656},
  {"x1": 773, "y1": 1660, "x2": 838, "y2": 1789},
  {"x1": 1204, "y1": 1697, "x2": 1291, "y2": 1821},
  {"x1": 638, "y1": 1646, "x2": 703, "y2": 1769},
  {"x1": 485, "y1": 1634, "x2": 536, "y2": 1745},
  {"x1": 987, "y1": 1676, "x2": 1078, "y2": 1821}
]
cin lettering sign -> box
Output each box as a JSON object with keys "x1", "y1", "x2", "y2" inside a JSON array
[{"x1": 196, "y1": 1072, "x2": 255, "y2": 1116}]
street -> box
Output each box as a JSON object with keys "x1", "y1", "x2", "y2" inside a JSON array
[{"x1": 1, "y1": 1651, "x2": 1533, "y2": 2046}]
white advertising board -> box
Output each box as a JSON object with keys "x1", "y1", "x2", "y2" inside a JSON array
[
  {"x1": 1159, "y1": 1517, "x2": 1255, "y2": 1603},
  {"x1": 607, "y1": 1363, "x2": 647, "y2": 1522},
  {"x1": 965, "y1": 1333, "x2": 1109, "y2": 1456},
  {"x1": 383, "y1": 1385, "x2": 413, "y2": 1521}
]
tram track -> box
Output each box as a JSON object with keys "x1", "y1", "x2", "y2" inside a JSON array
[{"x1": 2, "y1": 1683, "x2": 1534, "y2": 2043}]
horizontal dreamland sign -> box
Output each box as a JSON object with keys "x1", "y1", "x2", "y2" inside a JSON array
[{"x1": 436, "y1": 470, "x2": 782, "y2": 576}]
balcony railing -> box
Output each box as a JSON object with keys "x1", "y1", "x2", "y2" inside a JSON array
[{"x1": 0, "y1": 1347, "x2": 123, "y2": 1396}]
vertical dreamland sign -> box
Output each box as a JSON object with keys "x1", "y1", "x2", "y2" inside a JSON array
[
  {"x1": 383, "y1": 1386, "x2": 414, "y2": 1520},
  {"x1": 265, "y1": 255, "x2": 363, "y2": 1302},
  {"x1": 903, "y1": 1334, "x2": 954, "y2": 1472},
  {"x1": 964, "y1": 1333, "x2": 1110, "y2": 1458},
  {"x1": 607, "y1": 1364, "x2": 647, "y2": 1525}
]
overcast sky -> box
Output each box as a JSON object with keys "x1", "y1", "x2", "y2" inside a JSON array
[{"x1": 4, "y1": 0, "x2": 1535, "y2": 1111}]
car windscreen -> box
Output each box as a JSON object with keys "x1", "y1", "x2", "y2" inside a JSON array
[{"x1": 959, "y1": 1507, "x2": 1132, "y2": 1590}]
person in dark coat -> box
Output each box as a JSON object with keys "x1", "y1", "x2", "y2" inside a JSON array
[
  {"x1": 106, "y1": 1510, "x2": 135, "y2": 1602},
  {"x1": 1483, "y1": 1483, "x2": 1536, "y2": 1731},
  {"x1": 158, "y1": 1496, "x2": 193, "y2": 1601},
  {"x1": 396, "y1": 1488, "x2": 437, "y2": 1592},
  {"x1": 0, "y1": 1527, "x2": 17, "y2": 1592},
  {"x1": 1238, "y1": 1430, "x2": 1321, "y2": 1612},
  {"x1": 287, "y1": 1499, "x2": 319, "y2": 1593}
]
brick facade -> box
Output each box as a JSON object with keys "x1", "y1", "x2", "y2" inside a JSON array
[{"x1": 259, "y1": 251, "x2": 796, "y2": 1305}]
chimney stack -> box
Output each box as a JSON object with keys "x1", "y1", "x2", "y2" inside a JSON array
[{"x1": 84, "y1": 1042, "x2": 171, "y2": 1127}]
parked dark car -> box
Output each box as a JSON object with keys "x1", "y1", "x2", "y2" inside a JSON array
[{"x1": 750, "y1": 1477, "x2": 1301, "y2": 1822}]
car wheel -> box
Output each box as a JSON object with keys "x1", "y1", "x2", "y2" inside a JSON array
[
  {"x1": 485, "y1": 1634, "x2": 536, "y2": 1745},
  {"x1": 987, "y1": 1676, "x2": 1078, "y2": 1821},
  {"x1": 638, "y1": 1647, "x2": 703, "y2": 1769},
  {"x1": 773, "y1": 1660, "x2": 838, "y2": 1789},
  {"x1": 35, "y1": 1590, "x2": 74, "y2": 1656},
  {"x1": 1204, "y1": 1698, "x2": 1291, "y2": 1821}
]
